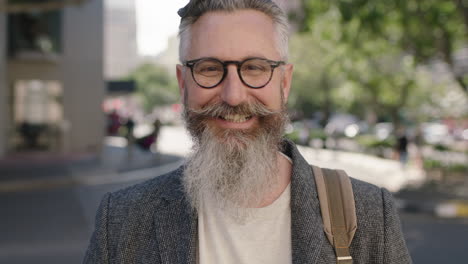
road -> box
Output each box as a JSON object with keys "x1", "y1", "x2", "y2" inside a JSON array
[{"x1": 401, "y1": 213, "x2": 468, "y2": 263}]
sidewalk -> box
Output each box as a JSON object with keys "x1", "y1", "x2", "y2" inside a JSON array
[
  {"x1": 294, "y1": 145, "x2": 468, "y2": 219},
  {"x1": 0, "y1": 135, "x2": 184, "y2": 193}
]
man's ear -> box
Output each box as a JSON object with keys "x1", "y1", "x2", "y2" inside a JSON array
[
  {"x1": 176, "y1": 64, "x2": 186, "y2": 103},
  {"x1": 281, "y1": 63, "x2": 294, "y2": 102}
]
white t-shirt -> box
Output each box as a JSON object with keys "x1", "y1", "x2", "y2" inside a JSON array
[{"x1": 197, "y1": 183, "x2": 292, "y2": 264}]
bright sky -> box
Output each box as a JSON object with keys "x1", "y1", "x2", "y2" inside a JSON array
[{"x1": 135, "y1": 0, "x2": 189, "y2": 56}]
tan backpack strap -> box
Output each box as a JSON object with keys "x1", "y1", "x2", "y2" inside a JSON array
[{"x1": 312, "y1": 165, "x2": 357, "y2": 264}]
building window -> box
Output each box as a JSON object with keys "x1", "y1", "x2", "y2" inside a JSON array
[
  {"x1": 12, "y1": 80, "x2": 64, "y2": 151},
  {"x1": 7, "y1": 0, "x2": 62, "y2": 57}
]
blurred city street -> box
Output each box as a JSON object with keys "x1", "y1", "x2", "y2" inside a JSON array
[
  {"x1": 1, "y1": 125, "x2": 467, "y2": 264},
  {"x1": 2, "y1": 0, "x2": 468, "y2": 263}
]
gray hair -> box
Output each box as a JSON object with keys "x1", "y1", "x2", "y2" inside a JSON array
[{"x1": 178, "y1": 0, "x2": 290, "y2": 62}]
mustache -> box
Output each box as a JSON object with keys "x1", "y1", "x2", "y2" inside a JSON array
[{"x1": 185, "y1": 101, "x2": 278, "y2": 119}]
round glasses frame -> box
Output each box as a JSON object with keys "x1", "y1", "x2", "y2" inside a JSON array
[{"x1": 183, "y1": 57, "x2": 285, "y2": 89}]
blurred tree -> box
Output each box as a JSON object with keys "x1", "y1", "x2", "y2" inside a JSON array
[
  {"x1": 289, "y1": 9, "x2": 349, "y2": 126},
  {"x1": 126, "y1": 63, "x2": 179, "y2": 113},
  {"x1": 298, "y1": 0, "x2": 468, "y2": 96},
  {"x1": 290, "y1": 6, "x2": 437, "y2": 130},
  {"x1": 342, "y1": 43, "x2": 430, "y2": 130}
]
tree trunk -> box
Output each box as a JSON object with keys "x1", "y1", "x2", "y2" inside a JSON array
[
  {"x1": 455, "y1": 0, "x2": 468, "y2": 37},
  {"x1": 390, "y1": 107, "x2": 401, "y2": 136},
  {"x1": 320, "y1": 72, "x2": 332, "y2": 128},
  {"x1": 440, "y1": 26, "x2": 468, "y2": 95},
  {"x1": 454, "y1": 75, "x2": 468, "y2": 94}
]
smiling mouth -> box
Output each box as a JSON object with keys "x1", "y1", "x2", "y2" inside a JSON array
[{"x1": 218, "y1": 114, "x2": 253, "y2": 123}]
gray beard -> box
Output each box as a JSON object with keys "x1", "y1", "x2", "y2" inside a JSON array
[{"x1": 182, "y1": 101, "x2": 288, "y2": 221}]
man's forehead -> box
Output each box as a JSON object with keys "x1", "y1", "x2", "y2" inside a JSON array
[
  {"x1": 193, "y1": 9, "x2": 274, "y2": 27},
  {"x1": 187, "y1": 9, "x2": 279, "y2": 60}
]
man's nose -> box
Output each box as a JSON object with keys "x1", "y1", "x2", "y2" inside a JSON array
[{"x1": 220, "y1": 65, "x2": 248, "y2": 106}]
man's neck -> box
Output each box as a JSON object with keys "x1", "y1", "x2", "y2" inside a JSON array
[{"x1": 256, "y1": 152, "x2": 292, "y2": 208}]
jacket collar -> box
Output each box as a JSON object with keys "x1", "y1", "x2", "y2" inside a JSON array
[
  {"x1": 283, "y1": 140, "x2": 326, "y2": 263},
  {"x1": 153, "y1": 139, "x2": 325, "y2": 264},
  {"x1": 152, "y1": 166, "x2": 198, "y2": 264}
]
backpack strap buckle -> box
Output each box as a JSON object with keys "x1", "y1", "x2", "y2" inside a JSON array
[{"x1": 337, "y1": 256, "x2": 353, "y2": 264}]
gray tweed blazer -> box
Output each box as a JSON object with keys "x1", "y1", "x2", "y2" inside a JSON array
[{"x1": 84, "y1": 140, "x2": 412, "y2": 263}]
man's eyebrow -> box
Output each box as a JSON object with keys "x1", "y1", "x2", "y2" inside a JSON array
[
  {"x1": 192, "y1": 55, "x2": 270, "y2": 61},
  {"x1": 241, "y1": 55, "x2": 269, "y2": 60}
]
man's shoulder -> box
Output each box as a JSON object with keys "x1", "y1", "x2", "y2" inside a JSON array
[
  {"x1": 86, "y1": 166, "x2": 188, "y2": 261},
  {"x1": 347, "y1": 176, "x2": 396, "y2": 218},
  {"x1": 349, "y1": 176, "x2": 383, "y2": 198},
  {"x1": 107, "y1": 166, "x2": 185, "y2": 211}
]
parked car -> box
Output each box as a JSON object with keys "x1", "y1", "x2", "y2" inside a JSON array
[
  {"x1": 374, "y1": 122, "x2": 394, "y2": 140},
  {"x1": 421, "y1": 122, "x2": 451, "y2": 145},
  {"x1": 325, "y1": 113, "x2": 367, "y2": 138}
]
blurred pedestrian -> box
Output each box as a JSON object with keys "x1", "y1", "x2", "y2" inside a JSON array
[
  {"x1": 395, "y1": 127, "x2": 409, "y2": 167},
  {"x1": 84, "y1": 1, "x2": 411, "y2": 263},
  {"x1": 134, "y1": 119, "x2": 161, "y2": 152},
  {"x1": 152, "y1": 118, "x2": 161, "y2": 150},
  {"x1": 106, "y1": 110, "x2": 121, "y2": 136},
  {"x1": 413, "y1": 126, "x2": 424, "y2": 168},
  {"x1": 124, "y1": 118, "x2": 135, "y2": 161}
]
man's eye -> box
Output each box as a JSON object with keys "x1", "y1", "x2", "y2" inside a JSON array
[
  {"x1": 243, "y1": 64, "x2": 267, "y2": 72},
  {"x1": 197, "y1": 64, "x2": 223, "y2": 75},
  {"x1": 201, "y1": 66, "x2": 221, "y2": 72}
]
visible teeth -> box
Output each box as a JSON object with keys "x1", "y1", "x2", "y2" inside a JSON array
[{"x1": 222, "y1": 114, "x2": 250, "y2": 123}]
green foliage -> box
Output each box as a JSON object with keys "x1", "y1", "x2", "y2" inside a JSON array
[
  {"x1": 450, "y1": 163, "x2": 468, "y2": 173},
  {"x1": 285, "y1": 127, "x2": 327, "y2": 143},
  {"x1": 127, "y1": 64, "x2": 179, "y2": 113},
  {"x1": 290, "y1": 0, "x2": 459, "y2": 129},
  {"x1": 300, "y1": 0, "x2": 468, "y2": 95},
  {"x1": 434, "y1": 143, "x2": 451, "y2": 152},
  {"x1": 423, "y1": 159, "x2": 444, "y2": 170},
  {"x1": 285, "y1": 130, "x2": 300, "y2": 143},
  {"x1": 356, "y1": 134, "x2": 395, "y2": 149},
  {"x1": 309, "y1": 129, "x2": 327, "y2": 141},
  {"x1": 355, "y1": 134, "x2": 395, "y2": 157},
  {"x1": 289, "y1": 11, "x2": 351, "y2": 121},
  {"x1": 423, "y1": 159, "x2": 468, "y2": 173}
]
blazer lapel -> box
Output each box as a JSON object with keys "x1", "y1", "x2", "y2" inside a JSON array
[
  {"x1": 153, "y1": 171, "x2": 198, "y2": 264},
  {"x1": 286, "y1": 141, "x2": 326, "y2": 264}
]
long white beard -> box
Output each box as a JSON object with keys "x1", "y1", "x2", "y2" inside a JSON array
[{"x1": 182, "y1": 101, "x2": 287, "y2": 221}]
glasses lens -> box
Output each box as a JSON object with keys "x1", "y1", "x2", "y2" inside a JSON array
[
  {"x1": 193, "y1": 59, "x2": 224, "y2": 88},
  {"x1": 240, "y1": 59, "x2": 272, "y2": 88}
]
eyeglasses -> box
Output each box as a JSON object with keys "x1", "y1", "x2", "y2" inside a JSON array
[{"x1": 184, "y1": 57, "x2": 285, "y2": 89}]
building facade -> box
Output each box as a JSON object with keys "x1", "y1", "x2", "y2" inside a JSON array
[
  {"x1": 104, "y1": 0, "x2": 138, "y2": 79},
  {"x1": 0, "y1": 10, "x2": 7, "y2": 157},
  {"x1": 0, "y1": 0, "x2": 105, "y2": 158}
]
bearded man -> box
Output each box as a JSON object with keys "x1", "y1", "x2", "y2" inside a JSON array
[{"x1": 84, "y1": 1, "x2": 412, "y2": 263}]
